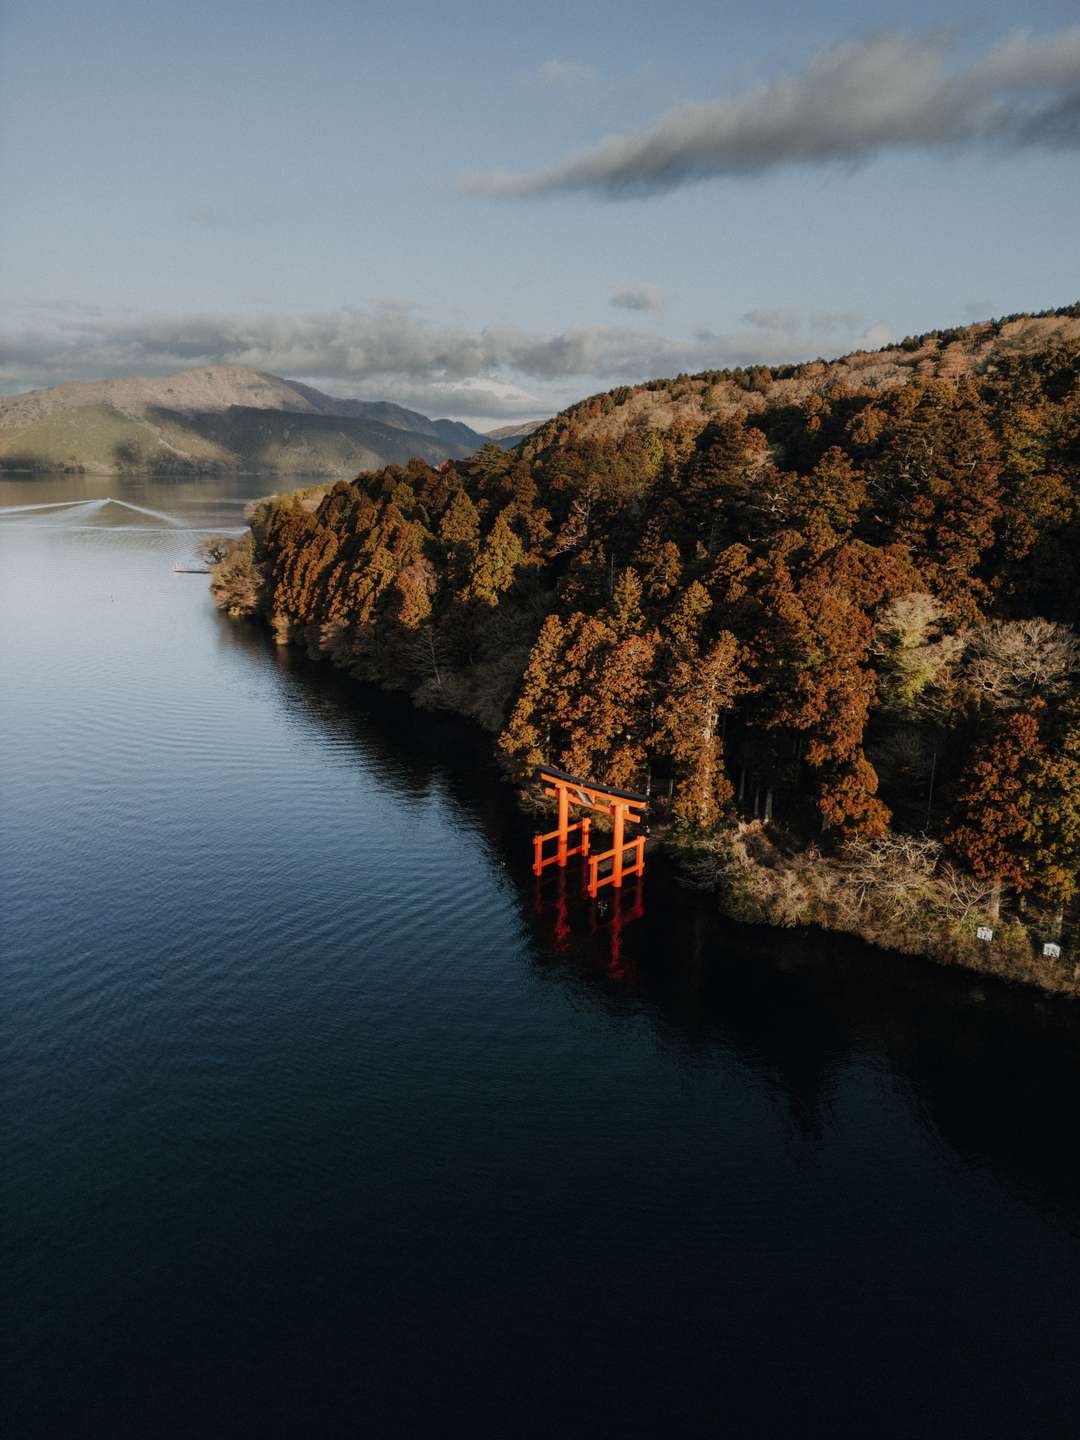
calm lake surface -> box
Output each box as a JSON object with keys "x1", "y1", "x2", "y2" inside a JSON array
[{"x1": 3, "y1": 473, "x2": 1080, "y2": 1439}]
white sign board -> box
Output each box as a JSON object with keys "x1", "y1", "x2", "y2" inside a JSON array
[
  {"x1": 1043, "y1": 942, "x2": 1062, "y2": 960},
  {"x1": 976, "y1": 926, "x2": 994, "y2": 942}
]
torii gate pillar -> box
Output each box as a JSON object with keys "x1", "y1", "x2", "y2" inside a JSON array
[{"x1": 556, "y1": 782, "x2": 570, "y2": 868}]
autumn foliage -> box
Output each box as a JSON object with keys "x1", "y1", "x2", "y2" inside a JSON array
[{"x1": 218, "y1": 313, "x2": 1080, "y2": 942}]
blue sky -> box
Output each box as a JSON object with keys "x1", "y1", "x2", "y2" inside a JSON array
[{"x1": 1, "y1": 0, "x2": 1078, "y2": 422}]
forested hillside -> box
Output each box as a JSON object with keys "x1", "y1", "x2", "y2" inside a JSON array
[{"x1": 213, "y1": 309, "x2": 1080, "y2": 994}]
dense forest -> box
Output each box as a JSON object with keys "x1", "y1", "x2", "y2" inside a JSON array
[{"x1": 212, "y1": 309, "x2": 1080, "y2": 995}]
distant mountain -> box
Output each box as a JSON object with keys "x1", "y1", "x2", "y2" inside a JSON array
[
  {"x1": 0, "y1": 365, "x2": 492, "y2": 475},
  {"x1": 485, "y1": 419, "x2": 549, "y2": 448}
]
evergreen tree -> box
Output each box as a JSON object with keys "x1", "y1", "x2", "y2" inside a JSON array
[{"x1": 946, "y1": 709, "x2": 1044, "y2": 909}]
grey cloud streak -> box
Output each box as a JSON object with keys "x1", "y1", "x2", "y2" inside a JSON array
[
  {"x1": 465, "y1": 28, "x2": 1080, "y2": 199},
  {"x1": 537, "y1": 59, "x2": 599, "y2": 88},
  {"x1": 0, "y1": 304, "x2": 894, "y2": 415},
  {"x1": 611, "y1": 285, "x2": 663, "y2": 313}
]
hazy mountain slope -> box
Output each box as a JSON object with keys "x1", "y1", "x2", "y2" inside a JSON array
[
  {"x1": 272, "y1": 384, "x2": 483, "y2": 441},
  {"x1": 0, "y1": 366, "x2": 320, "y2": 429},
  {"x1": 0, "y1": 364, "x2": 489, "y2": 473},
  {"x1": 0, "y1": 403, "x2": 479, "y2": 475},
  {"x1": 0, "y1": 405, "x2": 232, "y2": 473},
  {"x1": 175, "y1": 407, "x2": 464, "y2": 474},
  {"x1": 486, "y1": 419, "x2": 549, "y2": 447},
  {"x1": 432, "y1": 418, "x2": 491, "y2": 449}
]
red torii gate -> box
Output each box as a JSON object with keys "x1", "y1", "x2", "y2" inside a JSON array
[{"x1": 531, "y1": 765, "x2": 648, "y2": 898}]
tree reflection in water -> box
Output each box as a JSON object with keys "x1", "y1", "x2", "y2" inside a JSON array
[{"x1": 232, "y1": 625, "x2": 1080, "y2": 1233}]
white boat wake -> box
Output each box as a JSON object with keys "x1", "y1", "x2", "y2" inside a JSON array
[
  {"x1": 99, "y1": 497, "x2": 184, "y2": 525},
  {"x1": 0, "y1": 496, "x2": 186, "y2": 526},
  {"x1": 0, "y1": 498, "x2": 103, "y2": 516}
]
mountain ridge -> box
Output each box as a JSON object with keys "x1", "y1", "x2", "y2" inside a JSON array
[
  {"x1": 0, "y1": 365, "x2": 492, "y2": 475},
  {"x1": 511, "y1": 306, "x2": 1080, "y2": 461}
]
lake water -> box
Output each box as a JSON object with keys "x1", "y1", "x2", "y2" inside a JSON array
[{"x1": 3, "y1": 473, "x2": 1080, "y2": 1439}]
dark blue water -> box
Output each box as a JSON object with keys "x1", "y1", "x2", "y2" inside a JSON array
[{"x1": 3, "y1": 475, "x2": 1080, "y2": 1439}]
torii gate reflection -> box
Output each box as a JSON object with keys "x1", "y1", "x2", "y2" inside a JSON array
[
  {"x1": 534, "y1": 859, "x2": 646, "y2": 979},
  {"x1": 531, "y1": 765, "x2": 648, "y2": 897}
]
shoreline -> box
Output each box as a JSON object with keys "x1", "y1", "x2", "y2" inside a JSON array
[{"x1": 224, "y1": 587, "x2": 1079, "y2": 1003}]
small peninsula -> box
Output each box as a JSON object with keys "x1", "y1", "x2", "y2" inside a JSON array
[{"x1": 213, "y1": 308, "x2": 1080, "y2": 997}]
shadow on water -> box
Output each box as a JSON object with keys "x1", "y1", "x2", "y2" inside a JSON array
[{"x1": 218, "y1": 615, "x2": 1080, "y2": 1232}]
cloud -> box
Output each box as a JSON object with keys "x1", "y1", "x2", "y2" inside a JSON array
[
  {"x1": 740, "y1": 305, "x2": 865, "y2": 335},
  {"x1": 188, "y1": 205, "x2": 227, "y2": 227},
  {"x1": 383, "y1": 377, "x2": 546, "y2": 420},
  {"x1": 611, "y1": 285, "x2": 663, "y2": 313},
  {"x1": 961, "y1": 298, "x2": 996, "y2": 321},
  {"x1": 466, "y1": 27, "x2": 1080, "y2": 198},
  {"x1": 860, "y1": 321, "x2": 896, "y2": 349},
  {"x1": 537, "y1": 59, "x2": 599, "y2": 88},
  {"x1": 0, "y1": 302, "x2": 896, "y2": 417}
]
